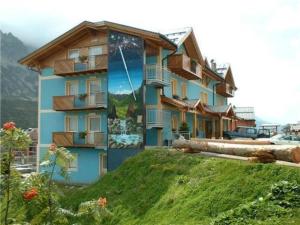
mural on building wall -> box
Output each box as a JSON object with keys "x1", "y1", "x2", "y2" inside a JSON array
[{"x1": 108, "y1": 31, "x2": 144, "y2": 149}]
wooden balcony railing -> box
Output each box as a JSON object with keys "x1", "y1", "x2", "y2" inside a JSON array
[
  {"x1": 168, "y1": 54, "x2": 202, "y2": 80},
  {"x1": 146, "y1": 109, "x2": 164, "y2": 128},
  {"x1": 53, "y1": 92, "x2": 107, "y2": 111},
  {"x1": 53, "y1": 132, "x2": 107, "y2": 148},
  {"x1": 145, "y1": 64, "x2": 171, "y2": 87},
  {"x1": 54, "y1": 54, "x2": 108, "y2": 75},
  {"x1": 216, "y1": 83, "x2": 235, "y2": 97}
]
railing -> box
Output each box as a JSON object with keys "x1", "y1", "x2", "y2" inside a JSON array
[
  {"x1": 53, "y1": 92, "x2": 107, "y2": 111},
  {"x1": 168, "y1": 54, "x2": 202, "y2": 80},
  {"x1": 145, "y1": 64, "x2": 171, "y2": 86},
  {"x1": 146, "y1": 109, "x2": 164, "y2": 128},
  {"x1": 53, "y1": 131, "x2": 107, "y2": 148},
  {"x1": 54, "y1": 54, "x2": 108, "y2": 75}
]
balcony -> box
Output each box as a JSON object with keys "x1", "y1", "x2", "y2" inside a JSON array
[
  {"x1": 216, "y1": 83, "x2": 235, "y2": 97},
  {"x1": 53, "y1": 132, "x2": 107, "y2": 148},
  {"x1": 53, "y1": 92, "x2": 106, "y2": 111},
  {"x1": 168, "y1": 54, "x2": 202, "y2": 80},
  {"x1": 147, "y1": 109, "x2": 164, "y2": 128},
  {"x1": 54, "y1": 55, "x2": 108, "y2": 76},
  {"x1": 145, "y1": 64, "x2": 171, "y2": 87}
]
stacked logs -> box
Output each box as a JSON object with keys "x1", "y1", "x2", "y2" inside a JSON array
[{"x1": 173, "y1": 139, "x2": 300, "y2": 164}]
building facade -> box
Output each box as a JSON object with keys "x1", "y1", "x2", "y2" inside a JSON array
[
  {"x1": 233, "y1": 107, "x2": 256, "y2": 128},
  {"x1": 20, "y1": 21, "x2": 237, "y2": 183}
]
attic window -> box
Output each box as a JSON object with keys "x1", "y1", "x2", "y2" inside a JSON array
[{"x1": 68, "y1": 49, "x2": 80, "y2": 63}]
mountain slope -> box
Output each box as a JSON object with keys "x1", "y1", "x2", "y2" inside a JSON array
[
  {"x1": 0, "y1": 31, "x2": 38, "y2": 128},
  {"x1": 61, "y1": 150, "x2": 300, "y2": 225}
]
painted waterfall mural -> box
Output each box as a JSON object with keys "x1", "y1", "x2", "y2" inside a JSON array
[{"x1": 108, "y1": 31, "x2": 144, "y2": 149}]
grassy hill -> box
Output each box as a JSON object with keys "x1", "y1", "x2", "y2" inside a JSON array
[{"x1": 61, "y1": 149, "x2": 300, "y2": 225}]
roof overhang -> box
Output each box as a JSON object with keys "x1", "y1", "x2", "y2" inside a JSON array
[{"x1": 19, "y1": 21, "x2": 177, "y2": 68}]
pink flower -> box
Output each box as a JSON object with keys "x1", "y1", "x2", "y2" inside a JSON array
[{"x1": 3, "y1": 122, "x2": 16, "y2": 130}]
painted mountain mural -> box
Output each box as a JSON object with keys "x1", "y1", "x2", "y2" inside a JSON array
[{"x1": 107, "y1": 31, "x2": 144, "y2": 149}]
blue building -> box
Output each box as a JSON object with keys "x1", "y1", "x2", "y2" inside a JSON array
[{"x1": 20, "y1": 21, "x2": 237, "y2": 184}]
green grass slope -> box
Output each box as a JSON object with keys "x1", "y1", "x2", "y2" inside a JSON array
[{"x1": 61, "y1": 150, "x2": 300, "y2": 225}]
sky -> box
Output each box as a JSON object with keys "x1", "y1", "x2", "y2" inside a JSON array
[{"x1": 0, "y1": 0, "x2": 299, "y2": 124}]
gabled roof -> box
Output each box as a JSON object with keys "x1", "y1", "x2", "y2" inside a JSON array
[
  {"x1": 206, "y1": 104, "x2": 234, "y2": 115},
  {"x1": 162, "y1": 27, "x2": 192, "y2": 46},
  {"x1": 234, "y1": 107, "x2": 255, "y2": 120},
  {"x1": 19, "y1": 21, "x2": 177, "y2": 67},
  {"x1": 163, "y1": 28, "x2": 205, "y2": 65},
  {"x1": 217, "y1": 65, "x2": 237, "y2": 90}
]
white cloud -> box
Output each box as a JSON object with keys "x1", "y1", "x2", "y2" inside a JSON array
[{"x1": 1, "y1": 0, "x2": 299, "y2": 124}]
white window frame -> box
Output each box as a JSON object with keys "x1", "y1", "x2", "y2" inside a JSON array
[
  {"x1": 87, "y1": 114, "x2": 101, "y2": 132},
  {"x1": 99, "y1": 153, "x2": 107, "y2": 176},
  {"x1": 89, "y1": 46, "x2": 103, "y2": 56},
  {"x1": 65, "y1": 115, "x2": 78, "y2": 132},
  {"x1": 65, "y1": 80, "x2": 79, "y2": 96},
  {"x1": 68, "y1": 49, "x2": 80, "y2": 63},
  {"x1": 68, "y1": 153, "x2": 78, "y2": 172}
]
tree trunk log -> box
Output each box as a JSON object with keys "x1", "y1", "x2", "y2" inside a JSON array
[
  {"x1": 190, "y1": 138, "x2": 271, "y2": 145},
  {"x1": 173, "y1": 139, "x2": 300, "y2": 163}
]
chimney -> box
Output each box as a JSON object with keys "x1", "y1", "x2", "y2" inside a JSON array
[{"x1": 210, "y1": 59, "x2": 217, "y2": 72}]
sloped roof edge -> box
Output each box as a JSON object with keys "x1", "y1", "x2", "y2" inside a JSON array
[{"x1": 19, "y1": 21, "x2": 177, "y2": 66}]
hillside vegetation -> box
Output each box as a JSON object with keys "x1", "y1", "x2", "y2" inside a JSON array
[{"x1": 61, "y1": 150, "x2": 300, "y2": 225}]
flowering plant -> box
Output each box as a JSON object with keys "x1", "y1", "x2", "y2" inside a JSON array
[
  {"x1": 23, "y1": 187, "x2": 38, "y2": 201},
  {"x1": 0, "y1": 122, "x2": 31, "y2": 225}
]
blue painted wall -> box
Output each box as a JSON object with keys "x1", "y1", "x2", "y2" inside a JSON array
[
  {"x1": 40, "y1": 147, "x2": 104, "y2": 184},
  {"x1": 146, "y1": 128, "x2": 158, "y2": 146},
  {"x1": 107, "y1": 149, "x2": 142, "y2": 171}
]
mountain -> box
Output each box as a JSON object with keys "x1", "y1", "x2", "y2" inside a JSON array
[{"x1": 0, "y1": 31, "x2": 38, "y2": 128}]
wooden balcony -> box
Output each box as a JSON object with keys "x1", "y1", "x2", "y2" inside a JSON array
[
  {"x1": 168, "y1": 54, "x2": 202, "y2": 80},
  {"x1": 145, "y1": 64, "x2": 171, "y2": 87},
  {"x1": 216, "y1": 83, "x2": 235, "y2": 97},
  {"x1": 53, "y1": 132, "x2": 107, "y2": 148},
  {"x1": 54, "y1": 54, "x2": 108, "y2": 76},
  {"x1": 53, "y1": 92, "x2": 107, "y2": 111},
  {"x1": 147, "y1": 109, "x2": 164, "y2": 128}
]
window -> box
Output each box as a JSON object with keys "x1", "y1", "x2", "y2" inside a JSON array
[
  {"x1": 88, "y1": 115, "x2": 100, "y2": 132},
  {"x1": 171, "y1": 115, "x2": 178, "y2": 131},
  {"x1": 89, "y1": 46, "x2": 103, "y2": 56},
  {"x1": 68, "y1": 153, "x2": 78, "y2": 171},
  {"x1": 100, "y1": 153, "x2": 107, "y2": 176},
  {"x1": 182, "y1": 83, "x2": 187, "y2": 98},
  {"x1": 89, "y1": 46, "x2": 103, "y2": 69},
  {"x1": 198, "y1": 119, "x2": 205, "y2": 131},
  {"x1": 87, "y1": 79, "x2": 100, "y2": 105},
  {"x1": 65, "y1": 115, "x2": 78, "y2": 132},
  {"x1": 217, "y1": 97, "x2": 224, "y2": 106},
  {"x1": 201, "y1": 92, "x2": 208, "y2": 104},
  {"x1": 202, "y1": 76, "x2": 210, "y2": 87},
  {"x1": 190, "y1": 59, "x2": 197, "y2": 73},
  {"x1": 181, "y1": 112, "x2": 186, "y2": 122},
  {"x1": 68, "y1": 49, "x2": 80, "y2": 63},
  {"x1": 66, "y1": 81, "x2": 78, "y2": 96},
  {"x1": 171, "y1": 79, "x2": 177, "y2": 96}
]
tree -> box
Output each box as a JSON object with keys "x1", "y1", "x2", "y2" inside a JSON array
[{"x1": 0, "y1": 122, "x2": 31, "y2": 225}]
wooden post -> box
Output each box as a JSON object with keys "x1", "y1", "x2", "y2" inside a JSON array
[
  {"x1": 212, "y1": 119, "x2": 216, "y2": 139},
  {"x1": 220, "y1": 117, "x2": 223, "y2": 139},
  {"x1": 193, "y1": 112, "x2": 197, "y2": 138}
]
